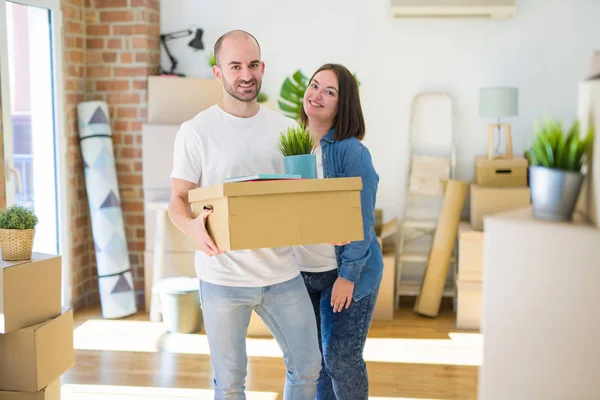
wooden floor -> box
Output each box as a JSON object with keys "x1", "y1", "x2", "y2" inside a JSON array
[{"x1": 62, "y1": 298, "x2": 480, "y2": 399}]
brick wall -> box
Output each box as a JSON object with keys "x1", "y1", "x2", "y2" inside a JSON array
[{"x1": 61, "y1": 0, "x2": 160, "y2": 309}]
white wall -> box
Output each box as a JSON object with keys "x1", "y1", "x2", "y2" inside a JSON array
[{"x1": 160, "y1": 0, "x2": 600, "y2": 219}]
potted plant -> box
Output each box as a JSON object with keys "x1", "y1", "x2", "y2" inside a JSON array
[
  {"x1": 527, "y1": 119, "x2": 595, "y2": 221},
  {"x1": 277, "y1": 124, "x2": 317, "y2": 179},
  {"x1": 0, "y1": 204, "x2": 38, "y2": 261}
]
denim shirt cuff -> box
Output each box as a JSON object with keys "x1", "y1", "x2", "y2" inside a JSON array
[{"x1": 339, "y1": 263, "x2": 362, "y2": 284}]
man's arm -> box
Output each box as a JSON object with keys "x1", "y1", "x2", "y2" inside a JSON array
[{"x1": 168, "y1": 178, "x2": 222, "y2": 256}]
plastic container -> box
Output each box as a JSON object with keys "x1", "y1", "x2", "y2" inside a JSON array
[{"x1": 157, "y1": 277, "x2": 202, "y2": 333}]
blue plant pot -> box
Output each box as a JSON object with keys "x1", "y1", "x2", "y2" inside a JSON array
[{"x1": 284, "y1": 154, "x2": 317, "y2": 179}]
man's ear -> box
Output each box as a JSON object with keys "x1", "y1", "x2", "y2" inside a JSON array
[{"x1": 212, "y1": 65, "x2": 222, "y2": 83}]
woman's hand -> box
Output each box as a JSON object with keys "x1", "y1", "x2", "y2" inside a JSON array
[
  {"x1": 331, "y1": 277, "x2": 354, "y2": 312},
  {"x1": 331, "y1": 241, "x2": 350, "y2": 246}
]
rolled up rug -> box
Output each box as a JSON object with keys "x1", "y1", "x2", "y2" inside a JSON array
[{"x1": 77, "y1": 100, "x2": 137, "y2": 319}]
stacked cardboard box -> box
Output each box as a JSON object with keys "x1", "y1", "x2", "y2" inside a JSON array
[
  {"x1": 0, "y1": 253, "x2": 75, "y2": 399},
  {"x1": 456, "y1": 153, "x2": 531, "y2": 329}
]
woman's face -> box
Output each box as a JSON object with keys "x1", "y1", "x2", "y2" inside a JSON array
[{"x1": 303, "y1": 69, "x2": 339, "y2": 124}]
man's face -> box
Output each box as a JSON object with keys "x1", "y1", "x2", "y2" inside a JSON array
[{"x1": 213, "y1": 36, "x2": 264, "y2": 103}]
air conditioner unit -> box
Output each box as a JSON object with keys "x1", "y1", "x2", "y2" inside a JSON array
[{"x1": 389, "y1": 0, "x2": 517, "y2": 19}]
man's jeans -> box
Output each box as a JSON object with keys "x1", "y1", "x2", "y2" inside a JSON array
[
  {"x1": 302, "y1": 269, "x2": 379, "y2": 400},
  {"x1": 199, "y1": 274, "x2": 322, "y2": 400}
]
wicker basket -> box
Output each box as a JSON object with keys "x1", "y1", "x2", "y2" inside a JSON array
[{"x1": 0, "y1": 228, "x2": 35, "y2": 261}]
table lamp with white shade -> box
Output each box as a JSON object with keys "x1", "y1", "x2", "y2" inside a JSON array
[{"x1": 479, "y1": 87, "x2": 518, "y2": 159}]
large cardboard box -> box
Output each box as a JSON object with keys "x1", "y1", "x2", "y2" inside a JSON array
[
  {"x1": 475, "y1": 156, "x2": 528, "y2": 187},
  {"x1": 0, "y1": 309, "x2": 75, "y2": 392},
  {"x1": 457, "y1": 222, "x2": 484, "y2": 282},
  {"x1": 456, "y1": 280, "x2": 482, "y2": 330},
  {"x1": 373, "y1": 218, "x2": 398, "y2": 321},
  {"x1": 0, "y1": 379, "x2": 60, "y2": 400},
  {"x1": 147, "y1": 76, "x2": 222, "y2": 125},
  {"x1": 470, "y1": 184, "x2": 530, "y2": 230},
  {"x1": 479, "y1": 208, "x2": 600, "y2": 399},
  {"x1": 0, "y1": 254, "x2": 62, "y2": 334},
  {"x1": 188, "y1": 178, "x2": 364, "y2": 251}
]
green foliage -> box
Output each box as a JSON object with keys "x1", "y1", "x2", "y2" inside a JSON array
[
  {"x1": 527, "y1": 119, "x2": 595, "y2": 172},
  {"x1": 0, "y1": 204, "x2": 38, "y2": 230},
  {"x1": 278, "y1": 69, "x2": 361, "y2": 122},
  {"x1": 257, "y1": 92, "x2": 268, "y2": 103},
  {"x1": 208, "y1": 53, "x2": 216, "y2": 67},
  {"x1": 277, "y1": 124, "x2": 314, "y2": 156}
]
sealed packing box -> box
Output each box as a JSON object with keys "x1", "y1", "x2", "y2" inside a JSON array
[
  {"x1": 0, "y1": 254, "x2": 62, "y2": 334},
  {"x1": 479, "y1": 208, "x2": 600, "y2": 399},
  {"x1": 475, "y1": 156, "x2": 528, "y2": 187},
  {"x1": 456, "y1": 280, "x2": 482, "y2": 330},
  {"x1": 188, "y1": 178, "x2": 364, "y2": 251},
  {"x1": 0, "y1": 308, "x2": 75, "y2": 392},
  {"x1": 457, "y1": 222, "x2": 484, "y2": 282},
  {"x1": 373, "y1": 218, "x2": 398, "y2": 321},
  {"x1": 470, "y1": 184, "x2": 531, "y2": 230},
  {"x1": 0, "y1": 379, "x2": 60, "y2": 400}
]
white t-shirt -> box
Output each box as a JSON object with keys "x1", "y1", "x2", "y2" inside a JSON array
[
  {"x1": 170, "y1": 104, "x2": 300, "y2": 287},
  {"x1": 294, "y1": 145, "x2": 337, "y2": 273}
]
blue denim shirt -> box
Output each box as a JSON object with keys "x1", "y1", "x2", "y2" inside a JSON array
[{"x1": 321, "y1": 128, "x2": 384, "y2": 302}]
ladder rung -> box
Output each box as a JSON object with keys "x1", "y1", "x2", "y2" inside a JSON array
[
  {"x1": 402, "y1": 219, "x2": 438, "y2": 229},
  {"x1": 399, "y1": 253, "x2": 429, "y2": 263}
]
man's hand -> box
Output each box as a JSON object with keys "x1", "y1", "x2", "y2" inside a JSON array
[
  {"x1": 192, "y1": 208, "x2": 223, "y2": 257},
  {"x1": 331, "y1": 277, "x2": 354, "y2": 312}
]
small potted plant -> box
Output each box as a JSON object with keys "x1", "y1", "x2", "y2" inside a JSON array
[
  {"x1": 0, "y1": 204, "x2": 38, "y2": 261},
  {"x1": 277, "y1": 124, "x2": 317, "y2": 179},
  {"x1": 527, "y1": 118, "x2": 595, "y2": 221}
]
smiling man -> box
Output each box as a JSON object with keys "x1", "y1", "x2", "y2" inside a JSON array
[{"x1": 167, "y1": 30, "x2": 322, "y2": 400}]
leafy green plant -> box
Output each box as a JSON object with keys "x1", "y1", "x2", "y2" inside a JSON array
[
  {"x1": 257, "y1": 92, "x2": 268, "y2": 103},
  {"x1": 0, "y1": 204, "x2": 38, "y2": 230},
  {"x1": 277, "y1": 124, "x2": 314, "y2": 156},
  {"x1": 208, "y1": 53, "x2": 216, "y2": 67},
  {"x1": 527, "y1": 119, "x2": 595, "y2": 172},
  {"x1": 278, "y1": 69, "x2": 361, "y2": 122}
]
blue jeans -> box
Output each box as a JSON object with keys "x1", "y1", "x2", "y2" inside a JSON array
[
  {"x1": 302, "y1": 269, "x2": 379, "y2": 400},
  {"x1": 199, "y1": 274, "x2": 322, "y2": 400}
]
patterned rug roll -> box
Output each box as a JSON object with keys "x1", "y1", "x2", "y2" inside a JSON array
[{"x1": 77, "y1": 101, "x2": 137, "y2": 319}]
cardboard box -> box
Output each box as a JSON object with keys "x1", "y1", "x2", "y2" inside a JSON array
[
  {"x1": 456, "y1": 280, "x2": 482, "y2": 330},
  {"x1": 0, "y1": 309, "x2": 75, "y2": 392},
  {"x1": 0, "y1": 254, "x2": 62, "y2": 334},
  {"x1": 470, "y1": 184, "x2": 530, "y2": 231},
  {"x1": 475, "y1": 156, "x2": 528, "y2": 187},
  {"x1": 479, "y1": 208, "x2": 600, "y2": 399},
  {"x1": 457, "y1": 222, "x2": 484, "y2": 282},
  {"x1": 147, "y1": 76, "x2": 222, "y2": 125},
  {"x1": 188, "y1": 178, "x2": 364, "y2": 251},
  {"x1": 373, "y1": 218, "x2": 398, "y2": 321},
  {"x1": 0, "y1": 379, "x2": 60, "y2": 400}
]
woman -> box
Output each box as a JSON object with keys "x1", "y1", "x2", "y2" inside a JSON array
[{"x1": 295, "y1": 63, "x2": 383, "y2": 400}]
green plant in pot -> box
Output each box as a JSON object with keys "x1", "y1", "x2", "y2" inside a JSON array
[
  {"x1": 277, "y1": 124, "x2": 317, "y2": 179},
  {"x1": 527, "y1": 119, "x2": 595, "y2": 221},
  {"x1": 0, "y1": 204, "x2": 38, "y2": 261}
]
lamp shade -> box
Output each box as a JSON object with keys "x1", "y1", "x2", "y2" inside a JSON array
[{"x1": 479, "y1": 87, "x2": 518, "y2": 118}]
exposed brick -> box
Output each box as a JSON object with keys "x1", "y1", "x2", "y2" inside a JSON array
[
  {"x1": 112, "y1": 25, "x2": 135, "y2": 35},
  {"x1": 107, "y1": 39, "x2": 123, "y2": 49},
  {"x1": 87, "y1": 24, "x2": 110, "y2": 36},
  {"x1": 95, "y1": 0, "x2": 128, "y2": 7},
  {"x1": 86, "y1": 38, "x2": 104, "y2": 49},
  {"x1": 114, "y1": 67, "x2": 150, "y2": 77},
  {"x1": 96, "y1": 80, "x2": 130, "y2": 91},
  {"x1": 107, "y1": 92, "x2": 140, "y2": 104},
  {"x1": 119, "y1": 52, "x2": 134, "y2": 63},
  {"x1": 116, "y1": 107, "x2": 138, "y2": 118},
  {"x1": 100, "y1": 10, "x2": 133, "y2": 23}
]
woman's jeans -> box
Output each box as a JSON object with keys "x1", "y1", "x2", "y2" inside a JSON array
[
  {"x1": 301, "y1": 269, "x2": 379, "y2": 400},
  {"x1": 199, "y1": 274, "x2": 322, "y2": 400}
]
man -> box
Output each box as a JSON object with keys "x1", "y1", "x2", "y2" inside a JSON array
[{"x1": 167, "y1": 30, "x2": 322, "y2": 400}]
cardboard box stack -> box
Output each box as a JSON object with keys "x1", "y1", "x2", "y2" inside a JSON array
[
  {"x1": 457, "y1": 140, "x2": 531, "y2": 329},
  {"x1": 0, "y1": 253, "x2": 75, "y2": 399}
]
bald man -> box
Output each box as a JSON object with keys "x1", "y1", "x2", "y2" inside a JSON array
[{"x1": 168, "y1": 30, "x2": 321, "y2": 400}]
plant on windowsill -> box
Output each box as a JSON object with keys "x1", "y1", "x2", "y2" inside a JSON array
[
  {"x1": 0, "y1": 204, "x2": 38, "y2": 261},
  {"x1": 277, "y1": 124, "x2": 317, "y2": 179},
  {"x1": 526, "y1": 118, "x2": 595, "y2": 221}
]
